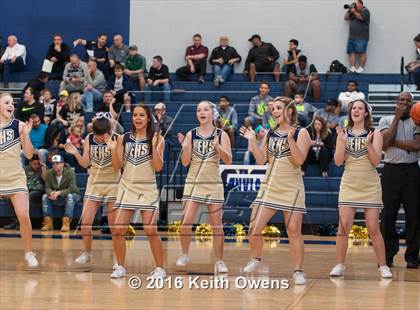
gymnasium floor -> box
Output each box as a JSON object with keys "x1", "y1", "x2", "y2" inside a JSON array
[{"x1": 0, "y1": 230, "x2": 419, "y2": 310}]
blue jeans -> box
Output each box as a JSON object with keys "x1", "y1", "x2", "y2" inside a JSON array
[
  {"x1": 2, "y1": 57, "x2": 25, "y2": 83},
  {"x1": 213, "y1": 64, "x2": 233, "y2": 81},
  {"x1": 42, "y1": 193, "x2": 78, "y2": 218},
  {"x1": 144, "y1": 82, "x2": 171, "y2": 103},
  {"x1": 81, "y1": 88, "x2": 103, "y2": 112}
]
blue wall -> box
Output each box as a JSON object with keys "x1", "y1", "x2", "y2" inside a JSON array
[{"x1": 0, "y1": 0, "x2": 130, "y2": 71}]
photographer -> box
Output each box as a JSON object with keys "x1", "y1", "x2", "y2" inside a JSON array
[{"x1": 344, "y1": 0, "x2": 370, "y2": 73}]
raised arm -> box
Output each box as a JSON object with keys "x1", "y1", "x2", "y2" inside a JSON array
[
  {"x1": 334, "y1": 127, "x2": 348, "y2": 166},
  {"x1": 288, "y1": 128, "x2": 311, "y2": 166},
  {"x1": 178, "y1": 131, "x2": 192, "y2": 167},
  {"x1": 64, "y1": 137, "x2": 91, "y2": 168},
  {"x1": 19, "y1": 119, "x2": 34, "y2": 159},
  {"x1": 239, "y1": 126, "x2": 267, "y2": 165},
  {"x1": 109, "y1": 134, "x2": 124, "y2": 171}
]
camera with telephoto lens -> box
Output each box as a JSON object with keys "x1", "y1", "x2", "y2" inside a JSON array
[{"x1": 343, "y1": 3, "x2": 356, "y2": 9}]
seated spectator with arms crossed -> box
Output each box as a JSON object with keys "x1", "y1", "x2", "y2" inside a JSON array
[
  {"x1": 145, "y1": 55, "x2": 171, "y2": 103},
  {"x1": 176, "y1": 34, "x2": 208, "y2": 83},
  {"x1": 45, "y1": 34, "x2": 70, "y2": 80},
  {"x1": 124, "y1": 45, "x2": 147, "y2": 91}
]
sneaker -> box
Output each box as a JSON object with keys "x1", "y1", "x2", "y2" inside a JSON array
[
  {"x1": 349, "y1": 66, "x2": 356, "y2": 73},
  {"x1": 219, "y1": 77, "x2": 225, "y2": 84},
  {"x1": 110, "y1": 265, "x2": 126, "y2": 278},
  {"x1": 378, "y1": 265, "x2": 392, "y2": 279},
  {"x1": 176, "y1": 254, "x2": 189, "y2": 267},
  {"x1": 243, "y1": 258, "x2": 262, "y2": 273},
  {"x1": 215, "y1": 260, "x2": 229, "y2": 273},
  {"x1": 213, "y1": 76, "x2": 220, "y2": 87},
  {"x1": 293, "y1": 270, "x2": 306, "y2": 285},
  {"x1": 112, "y1": 261, "x2": 119, "y2": 270},
  {"x1": 25, "y1": 252, "x2": 39, "y2": 268},
  {"x1": 75, "y1": 251, "x2": 92, "y2": 264},
  {"x1": 355, "y1": 67, "x2": 364, "y2": 74},
  {"x1": 330, "y1": 264, "x2": 346, "y2": 277},
  {"x1": 150, "y1": 267, "x2": 167, "y2": 279}
]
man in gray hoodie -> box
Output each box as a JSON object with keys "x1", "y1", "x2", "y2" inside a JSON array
[
  {"x1": 60, "y1": 53, "x2": 91, "y2": 93},
  {"x1": 81, "y1": 60, "x2": 107, "y2": 112}
]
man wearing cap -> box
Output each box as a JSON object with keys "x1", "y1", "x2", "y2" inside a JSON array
[
  {"x1": 60, "y1": 53, "x2": 92, "y2": 93},
  {"x1": 41, "y1": 154, "x2": 80, "y2": 232},
  {"x1": 176, "y1": 33, "x2": 208, "y2": 83},
  {"x1": 316, "y1": 98, "x2": 341, "y2": 130},
  {"x1": 108, "y1": 34, "x2": 129, "y2": 68},
  {"x1": 145, "y1": 55, "x2": 171, "y2": 103},
  {"x1": 124, "y1": 44, "x2": 147, "y2": 91},
  {"x1": 154, "y1": 102, "x2": 173, "y2": 159},
  {"x1": 244, "y1": 34, "x2": 280, "y2": 82},
  {"x1": 216, "y1": 96, "x2": 238, "y2": 147}
]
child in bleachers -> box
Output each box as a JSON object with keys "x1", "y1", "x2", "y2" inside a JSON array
[
  {"x1": 66, "y1": 123, "x2": 85, "y2": 150},
  {"x1": 40, "y1": 89, "x2": 56, "y2": 125}
]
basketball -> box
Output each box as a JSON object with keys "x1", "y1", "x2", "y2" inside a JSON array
[{"x1": 410, "y1": 102, "x2": 420, "y2": 125}]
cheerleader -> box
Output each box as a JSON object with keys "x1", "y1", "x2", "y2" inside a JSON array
[
  {"x1": 240, "y1": 96, "x2": 311, "y2": 285},
  {"x1": 0, "y1": 93, "x2": 38, "y2": 267},
  {"x1": 108, "y1": 104, "x2": 166, "y2": 279},
  {"x1": 64, "y1": 114, "x2": 120, "y2": 265},
  {"x1": 176, "y1": 100, "x2": 232, "y2": 273},
  {"x1": 330, "y1": 99, "x2": 392, "y2": 278}
]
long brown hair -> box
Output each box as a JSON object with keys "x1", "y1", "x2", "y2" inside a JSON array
[
  {"x1": 347, "y1": 99, "x2": 372, "y2": 131},
  {"x1": 272, "y1": 96, "x2": 297, "y2": 127},
  {"x1": 67, "y1": 92, "x2": 81, "y2": 112},
  {"x1": 131, "y1": 104, "x2": 155, "y2": 143},
  {"x1": 311, "y1": 115, "x2": 329, "y2": 140}
]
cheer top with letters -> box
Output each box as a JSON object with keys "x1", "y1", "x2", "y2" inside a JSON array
[
  {"x1": 252, "y1": 128, "x2": 306, "y2": 213},
  {"x1": 115, "y1": 133, "x2": 159, "y2": 211},
  {"x1": 84, "y1": 132, "x2": 121, "y2": 203},
  {"x1": 0, "y1": 119, "x2": 28, "y2": 195},
  {"x1": 182, "y1": 127, "x2": 224, "y2": 205},
  {"x1": 338, "y1": 128, "x2": 382, "y2": 209}
]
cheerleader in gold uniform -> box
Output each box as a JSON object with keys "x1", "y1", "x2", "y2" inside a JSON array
[
  {"x1": 0, "y1": 93, "x2": 38, "y2": 267},
  {"x1": 108, "y1": 105, "x2": 166, "y2": 279},
  {"x1": 176, "y1": 100, "x2": 232, "y2": 273},
  {"x1": 240, "y1": 97, "x2": 311, "y2": 285},
  {"x1": 64, "y1": 115, "x2": 120, "y2": 265},
  {"x1": 329, "y1": 100, "x2": 392, "y2": 278}
]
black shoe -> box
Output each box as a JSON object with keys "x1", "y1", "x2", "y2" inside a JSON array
[
  {"x1": 3, "y1": 220, "x2": 18, "y2": 230},
  {"x1": 198, "y1": 78, "x2": 205, "y2": 84},
  {"x1": 406, "y1": 260, "x2": 418, "y2": 269}
]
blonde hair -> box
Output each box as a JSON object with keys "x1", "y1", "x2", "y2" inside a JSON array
[
  {"x1": 272, "y1": 96, "x2": 297, "y2": 126},
  {"x1": 0, "y1": 93, "x2": 13, "y2": 101},
  {"x1": 67, "y1": 92, "x2": 81, "y2": 112}
]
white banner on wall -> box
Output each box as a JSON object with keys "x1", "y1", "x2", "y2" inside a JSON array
[{"x1": 220, "y1": 165, "x2": 266, "y2": 192}]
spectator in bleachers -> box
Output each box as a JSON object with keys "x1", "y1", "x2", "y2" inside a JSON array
[
  {"x1": 40, "y1": 89, "x2": 56, "y2": 125},
  {"x1": 209, "y1": 35, "x2": 241, "y2": 86},
  {"x1": 244, "y1": 34, "x2": 280, "y2": 82},
  {"x1": 345, "y1": 0, "x2": 370, "y2": 73},
  {"x1": 60, "y1": 54, "x2": 91, "y2": 93},
  {"x1": 285, "y1": 55, "x2": 320, "y2": 101},
  {"x1": 294, "y1": 91, "x2": 317, "y2": 127},
  {"x1": 44, "y1": 125, "x2": 67, "y2": 157},
  {"x1": 66, "y1": 123, "x2": 84, "y2": 151},
  {"x1": 45, "y1": 34, "x2": 70, "y2": 80},
  {"x1": 73, "y1": 33, "x2": 109, "y2": 77},
  {"x1": 91, "y1": 92, "x2": 124, "y2": 134},
  {"x1": 124, "y1": 45, "x2": 147, "y2": 91},
  {"x1": 0, "y1": 35, "x2": 4, "y2": 72},
  {"x1": 216, "y1": 96, "x2": 237, "y2": 147},
  {"x1": 15, "y1": 87, "x2": 45, "y2": 122},
  {"x1": 22, "y1": 72, "x2": 49, "y2": 101},
  {"x1": 302, "y1": 116, "x2": 333, "y2": 177},
  {"x1": 379, "y1": 92, "x2": 420, "y2": 268},
  {"x1": 282, "y1": 39, "x2": 301, "y2": 76},
  {"x1": 56, "y1": 92, "x2": 84, "y2": 128},
  {"x1": 0, "y1": 35, "x2": 26, "y2": 88},
  {"x1": 317, "y1": 98, "x2": 341, "y2": 129},
  {"x1": 154, "y1": 102, "x2": 173, "y2": 150},
  {"x1": 28, "y1": 114, "x2": 49, "y2": 163},
  {"x1": 108, "y1": 34, "x2": 129, "y2": 69},
  {"x1": 106, "y1": 64, "x2": 133, "y2": 103},
  {"x1": 81, "y1": 60, "x2": 106, "y2": 112},
  {"x1": 41, "y1": 154, "x2": 80, "y2": 232},
  {"x1": 246, "y1": 81, "x2": 273, "y2": 127},
  {"x1": 406, "y1": 33, "x2": 420, "y2": 90},
  {"x1": 176, "y1": 33, "x2": 208, "y2": 83},
  {"x1": 243, "y1": 124, "x2": 267, "y2": 165},
  {"x1": 338, "y1": 80, "x2": 365, "y2": 112},
  {"x1": 3, "y1": 154, "x2": 46, "y2": 230},
  {"x1": 123, "y1": 93, "x2": 132, "y2": 113},
  {"x1": 145, "y1": 55, "x2": 171, "y2": 103}
]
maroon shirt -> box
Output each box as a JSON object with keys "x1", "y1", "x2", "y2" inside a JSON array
[{"x1": 185, "y1": 44, "x2": 208, "y2": 66}]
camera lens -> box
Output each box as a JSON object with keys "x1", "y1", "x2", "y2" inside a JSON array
[{"x1": 344, "y1": 4, "x2": 350, "y2": 9}]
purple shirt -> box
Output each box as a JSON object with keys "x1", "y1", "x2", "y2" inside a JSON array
[{"x1": 185, "y1": 44, "x2": 208, "y2": 66}]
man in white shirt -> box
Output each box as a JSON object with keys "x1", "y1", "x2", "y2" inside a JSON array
[
  {"x1": 0, "y1": 35, "x2": 26, "y2": 87},
  {"x1": 337, "y1": 80, "x2": 365, "y2": 112}
]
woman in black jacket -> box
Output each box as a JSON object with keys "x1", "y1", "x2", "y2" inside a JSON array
[{"x1": 302, "y1": 115, "x2": 334, "y2": 177}]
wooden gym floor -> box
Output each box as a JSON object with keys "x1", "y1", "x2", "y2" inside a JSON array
[{"x1": 0, "y1": 230, "x2": 419, "y2": 310}]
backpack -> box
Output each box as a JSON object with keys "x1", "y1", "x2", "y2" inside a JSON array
[{"x1": 329, "y1": 60, "x2": 348, "y2": 73}]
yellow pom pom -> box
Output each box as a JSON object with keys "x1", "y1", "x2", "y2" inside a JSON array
[
  {"x1": 262, "y1": 225, "x2": 280, "y2": 238},
  {"x1": 349, "y1": 225, "x2": 369, "y2": 240},
  {"x1": 168, "y1": 221, "x2": 181, "y2": 234},
  {"x1": 234, "y1": 224, "x2": 246, "y2": 236},
  {"x1": 195, "y1": 223, "x2": 212, "y2": 241}
]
